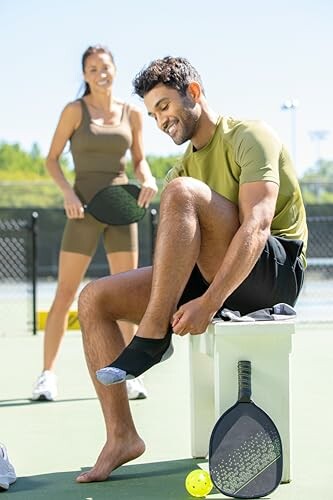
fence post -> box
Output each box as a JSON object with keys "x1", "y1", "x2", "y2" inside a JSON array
[
  {"x1": 150, "y1": 208, "x2": 158, "y2": 261},
  {"x1": 31, "y1": 211, "x2": 39, "y2": 335}
]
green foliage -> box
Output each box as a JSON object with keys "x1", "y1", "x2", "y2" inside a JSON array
[
  {"x1": 0, "y1": 142, "x2": 179, "y2": 207},
  {"x1": 300, "y1": 159, "x2": 333, "y2": 182},
  {"x1": 0, "y1": 141, "x2": 73, "y2": 180},
  {"x1": 2, "y1": 140, "x2": 332, "y2": 207},
  {"x1": 147, "y1": 154, "x2": 180, "y2": 179},
  {"x1": 300, "y1": 159, "x2": 333, "y2": 204},
  {"x1": 126, "y1": 154, "x2": 179, "y2": 180},
  {"x1": 0, "y1": 141, "x2": 73, "y2": 207},
  {"x1": 0, "y1": 181, "x2": 64, "y2": 208}
]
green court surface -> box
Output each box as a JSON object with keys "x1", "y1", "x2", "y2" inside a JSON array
[
  {"x1": 1, "y1": 324, "x2": 333, "y2": 499},
  {"x1": 0, "y1": 459, "x2": 207, "y2": 500}
]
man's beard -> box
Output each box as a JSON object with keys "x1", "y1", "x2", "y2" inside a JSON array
[{"x1": 172, "y1": 107, "x2": 199, "y2": 145}]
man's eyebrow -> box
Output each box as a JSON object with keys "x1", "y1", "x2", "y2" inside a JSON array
[{"x1": 147, "y1": 97, "x2": 168, "y2": 117}]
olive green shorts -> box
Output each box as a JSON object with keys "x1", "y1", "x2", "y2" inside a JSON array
[{"x1": 61, "y1": 213, "x2": 138, "y2": 256}]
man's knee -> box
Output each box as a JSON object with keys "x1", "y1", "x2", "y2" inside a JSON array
[
  {"x1": 161, "y1": 177, "x2": 207, "y2": 207},
  {"x1": 78, "y1": 281, "x2": 99, "y2": 323}
]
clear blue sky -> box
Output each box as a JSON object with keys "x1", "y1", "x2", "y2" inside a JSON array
[{"x1": 1, "y1": 0, "x2": 332, "y2": 177}]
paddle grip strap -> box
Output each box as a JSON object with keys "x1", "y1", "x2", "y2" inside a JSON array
[{"x1": 238, "y1": 360, "x2": 252, "y2": 402}]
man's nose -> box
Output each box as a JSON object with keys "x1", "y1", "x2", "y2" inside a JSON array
[{"x1": 160, "y1": 117, "x2": 168, "y2": 132}]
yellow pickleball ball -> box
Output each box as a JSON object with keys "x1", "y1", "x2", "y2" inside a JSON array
[{"x1": 185, "y1": 469, "x2": 213, "y2": 498}]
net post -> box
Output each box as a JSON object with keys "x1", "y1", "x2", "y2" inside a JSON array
[
  {"x1": 150, "y1": 207, "x2": 158, "y2": 262},
  {"x1": 31, "y1": 211, "x2": 39, "y2": 335}
]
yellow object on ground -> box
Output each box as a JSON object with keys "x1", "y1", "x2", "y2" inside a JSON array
[
  {"x1": 37, "y1": 310, "x2": 80, "y2": 330},
  {"x1": 185, "y1": 469, "x2": 213, "y2": 497}
]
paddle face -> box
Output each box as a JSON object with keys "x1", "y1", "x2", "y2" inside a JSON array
[
  {"x1": 86, "y1": 184, "x2": 146, "y2": 225},
  {"x1": 209, "y1": 361, "x2": 283, "y2": 499}
]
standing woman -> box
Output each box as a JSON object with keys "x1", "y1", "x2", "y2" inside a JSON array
[{"x1": 32, "y1": 45, "x2": 157, "y2": 401}]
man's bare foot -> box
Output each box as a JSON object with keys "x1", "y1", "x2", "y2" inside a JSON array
[{"x1": 76, "y1": 435, "x2": 145, "y2": 483}]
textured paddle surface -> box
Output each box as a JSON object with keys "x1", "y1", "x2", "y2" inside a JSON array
[{"x1": 87, "y1": 184, "x2": 146, "y2": 225}]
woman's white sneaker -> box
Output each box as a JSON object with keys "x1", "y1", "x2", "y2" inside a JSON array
[
  {"x1": 31, "y1": 371, "x2": 57, "y2": 401},
  {"x1": 126, "y1": 376, "x2": 148, "y2": 400},
  {"x1": 0, "y1": 444, "x2": 16, "y2": 490}
]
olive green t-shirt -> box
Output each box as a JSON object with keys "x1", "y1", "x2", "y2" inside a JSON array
[{"x1": 165, "y1": 116, "x2": 308, "y2": 266}]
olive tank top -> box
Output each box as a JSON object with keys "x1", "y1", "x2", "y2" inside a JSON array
[{"x1": 70, "y1": 99, "x2": 133, "y2": 203}]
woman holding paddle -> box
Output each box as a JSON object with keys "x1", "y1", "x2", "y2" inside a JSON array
[{"x1": 31, "y1": 45, "x2": 157, "y2": 402}]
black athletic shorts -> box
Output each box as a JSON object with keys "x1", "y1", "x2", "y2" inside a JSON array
[{"x1": 178, "y1": 236, "x2": 305, "y2": 316}]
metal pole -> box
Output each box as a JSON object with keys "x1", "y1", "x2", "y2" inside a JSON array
[
  {"x1": 281, "y1": 99, "x2": 299, "y2": 171},
  {"x1": 309, "y1": 130, "x2": 330, "y2": 164},
  {"x1": 150, "y1": 207, "x2": 158, "y2": 263},
  {"x1": 290, "y1": 106, "x2": 297, "y2": 167},
  {"x1": 31, "y1": 211, "x2": 39, "y2": 335}
]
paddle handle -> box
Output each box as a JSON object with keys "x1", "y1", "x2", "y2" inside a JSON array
[{"x1": 238, "y1": 360, "x2": 252, "y2": 402}]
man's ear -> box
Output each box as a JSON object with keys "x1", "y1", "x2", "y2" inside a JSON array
[{"x1": 187, "y1": 82, "x2": 201, "y2": 101}]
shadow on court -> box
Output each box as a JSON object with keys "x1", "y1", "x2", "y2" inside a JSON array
[
  {"x1": 0, "y1": 397, "x2": 97, "y2": 408},
  {"x1": 0, "y1": 458, "x2": 205, "y2": 500}
]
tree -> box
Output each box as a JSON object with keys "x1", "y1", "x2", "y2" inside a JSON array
[
  {"x1": 300, "y1": 159, "x2": 333, "y2": 183},
  {"x1": 300, "y1": 159, "x2": 333, "y2": 204},
  {"x1": 0, "y1": 141, "x2": 72, "y2": 180}
]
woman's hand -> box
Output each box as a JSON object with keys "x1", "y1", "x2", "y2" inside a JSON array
[
  {"x1": 64, "y1": 189, "x2": 84, "y2": 219},
  {"x1": 138, "y1": 177, "x2": 158, "y2": 208}
]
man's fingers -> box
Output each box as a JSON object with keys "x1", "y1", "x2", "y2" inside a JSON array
[{"x1": 172, "y1": 311, "x2": 183, "y2": 328}]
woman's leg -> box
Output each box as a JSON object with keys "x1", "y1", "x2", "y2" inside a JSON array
[
  {"x1": 43, "y1": 251, "x2": 92, "y2": 369},
  {"x1": 32, "y1": 251, "x2": 92, "y2": 400}
]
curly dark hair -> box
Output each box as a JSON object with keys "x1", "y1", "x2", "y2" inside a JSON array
[{"x1": 133, "y1": 56, "x2": 205, "y2": 98}]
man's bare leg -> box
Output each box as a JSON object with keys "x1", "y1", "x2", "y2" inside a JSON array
[
  {"x1": 76, "y1": 267, "x2": 152, "y2": 483},
  {"x1": 136, "y1": 177, "x2": 240, "y2": 339},
  {"x1": 77, "y1": 178, "x2": 239, "y2": 481}
]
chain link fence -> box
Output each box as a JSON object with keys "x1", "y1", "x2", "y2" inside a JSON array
[
  {"x1": 296, "y1": 214, "x2": 333, "y2": 323},
  {"x1": 0, "y1": 207, "x2": 157, "y2": 336},
  {"x1": 0, "y1": 213, "x2": 37, "y2": 336}
]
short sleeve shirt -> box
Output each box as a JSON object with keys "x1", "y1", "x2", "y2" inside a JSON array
[{"x1": 165, "y1": 116, "x2": 308, "y2": 264}]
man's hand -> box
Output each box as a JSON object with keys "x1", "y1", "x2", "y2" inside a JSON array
[{"x1": 171, "y1": 296, "x2": 219, "y2": 336}]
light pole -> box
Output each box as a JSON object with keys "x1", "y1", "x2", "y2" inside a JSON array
[
  {"x1": 309, "y1": 130, "x2": 330, "y2": 164},
  {"x1": 281, "y1": 99, "x2": 299, "y2": 167}
]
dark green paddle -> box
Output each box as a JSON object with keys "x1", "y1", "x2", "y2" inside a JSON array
[{"x1": 86, "y1": 184, "x2": 146, "y2": 225}]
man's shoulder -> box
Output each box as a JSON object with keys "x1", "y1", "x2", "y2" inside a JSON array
[
  {"x1": 220, "y1": 116, "x2": 280, "y2": 150},
  {"x1": 220, "y1": 116, "x2": 270, "y2": 136}
]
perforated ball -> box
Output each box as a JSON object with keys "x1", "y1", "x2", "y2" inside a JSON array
[{"x1": 185, "y1": 469, "x2": 213, "y2": 497}]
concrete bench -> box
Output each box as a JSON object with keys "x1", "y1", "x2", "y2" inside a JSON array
[{"x1": 189, "y1": 319, "x2": 296, "y2": 483}]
